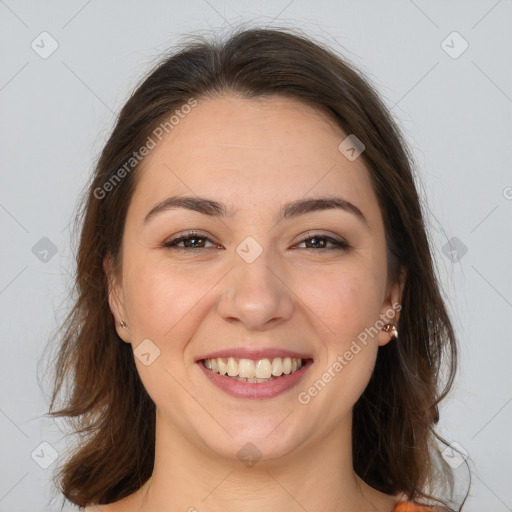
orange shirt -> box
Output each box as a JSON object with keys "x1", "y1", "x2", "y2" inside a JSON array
[{"x1": 393, "y1": 502, "x2": 437, "y2": 511}]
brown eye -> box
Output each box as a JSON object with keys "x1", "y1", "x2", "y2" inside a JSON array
[
  {"x1": 163, "y1": 232, "x2": 219, "y2": 249},
  {"x1": 295, "y1": 233, "x2": 350, "y2": 250}
]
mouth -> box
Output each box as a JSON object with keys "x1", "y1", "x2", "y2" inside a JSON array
[
  {"x1": 196, "y1": 353, "x2": 314, "y2": 399},
  {"x1": 200, "y1": 356, "x2": 310, "y2": 383}
]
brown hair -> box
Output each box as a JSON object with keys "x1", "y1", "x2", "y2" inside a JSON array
[{"x1": 46, "y1": 25, "x2": 463, "y2": 509}]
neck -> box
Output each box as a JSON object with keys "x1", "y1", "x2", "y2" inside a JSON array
[{"x1": 133, "y1": 409, "x2": 397, "y2": 512}]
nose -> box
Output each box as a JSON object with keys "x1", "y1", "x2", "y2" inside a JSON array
[{"x1": 216, "y1": 248, "x2": 295, "y2": 331}]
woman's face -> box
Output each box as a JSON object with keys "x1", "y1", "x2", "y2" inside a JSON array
[{"x1": 107, "y1": 94, "x2": 402, "y2": 463}]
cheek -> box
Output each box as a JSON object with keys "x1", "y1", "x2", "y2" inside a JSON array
[
  {"x1": 302, "y1": 268, "x2": 384, "y2": 406},
  {"x1": 301, "y1": 261, "x2": 385, "y2": 339},
  {"x1": 122, "y1": 259, "x2": 215, "y2": 402},
  {"x1": 303, "y1": 262, "x2": 385, "y2": 389},
  {"x1": 123, "y1": 257, "x2": 214, "y2": 341}
]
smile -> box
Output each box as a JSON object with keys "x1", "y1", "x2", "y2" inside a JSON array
[
  {"x1": 203, "y1": 356, "x2": 305, "y2": 382},
  {"x1": 197, "y1": 357, "x2": 314, "y2": 399}
]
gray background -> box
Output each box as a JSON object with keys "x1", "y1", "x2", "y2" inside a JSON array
[{"x1": 1, "y1": 1, "x2": 511, "y2": 511}]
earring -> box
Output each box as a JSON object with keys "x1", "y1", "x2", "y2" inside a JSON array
[
  {"x1": 119, "y1": 320, "x2": 127, "y2": 328},
  {"x1": 382, "y1": 322, "x2": 398, "y2": 340}
]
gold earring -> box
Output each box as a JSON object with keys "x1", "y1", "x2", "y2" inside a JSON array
[
  {"x1": 382, "y1": 323, "x2": 398, "y2": 340},
  {"x1": 119, "y1": 320, "x2": 127, "y2": 328}
]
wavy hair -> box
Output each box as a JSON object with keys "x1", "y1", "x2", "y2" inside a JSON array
[{"x1": 46, "y1": 25, "x2": 463, "y2": 510}]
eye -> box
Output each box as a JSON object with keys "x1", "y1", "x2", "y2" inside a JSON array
[
  {"x1": 294, "y1": 232, "x2": 350, "y2": 251},
  {"x1": 162, "y1": 231, "x2": 220, "y2": 250},
  {"x1": 162, "y1": 231, "x2": 350, "y2": 251}
]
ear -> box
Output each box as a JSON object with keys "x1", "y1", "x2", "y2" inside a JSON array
[
  {"x1": 377, "y1": 266, "x2": 407, "y2": 347},
  {"x1": 103, "y1": 253, "x2": 130, "y2": 343}
]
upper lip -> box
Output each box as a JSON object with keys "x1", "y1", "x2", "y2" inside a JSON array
[{"x1": 196, "y1": 348, "x2": 313, "y2": 362}]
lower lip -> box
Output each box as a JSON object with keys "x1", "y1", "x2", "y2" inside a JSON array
[{"x1": 197, "y1": 359, "x2": 314, "y2": 399}]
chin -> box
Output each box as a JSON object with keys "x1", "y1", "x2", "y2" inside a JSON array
[{"x1": 198, "y1": 421, "x2": 306, "y2": 464}]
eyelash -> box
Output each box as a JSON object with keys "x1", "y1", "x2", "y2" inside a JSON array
[{"x1": 162, "y1": 231, "x2": 350, "y2": 251}]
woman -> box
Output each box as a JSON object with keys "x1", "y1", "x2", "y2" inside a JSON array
[{"x1": 48, "y1": 26, "x2": 464, "y2": 511}]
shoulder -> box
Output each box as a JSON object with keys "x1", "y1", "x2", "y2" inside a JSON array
[
  {"x1": 84, "y1": 504, "x2": 118, "y2": 511},
  {"x1": 83, "y1": 492, "x2": 139, "y2": 512},
  {"x1": 393, "y1": 502, "x2": 441, "y2": 511}
]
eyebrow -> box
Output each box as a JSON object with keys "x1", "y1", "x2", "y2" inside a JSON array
[{"x1": 143, "y1": 195, "x2": 368, "y2": 226}]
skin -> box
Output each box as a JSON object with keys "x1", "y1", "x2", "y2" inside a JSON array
[{"x1": 98, "y1": 95, "x2": 406, "y2": 512}]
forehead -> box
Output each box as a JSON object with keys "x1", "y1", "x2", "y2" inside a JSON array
[
  {"x1": 130, "y1": 94, "x2": 377, "y2": 222},
  {"x1": 145, "y1": 94, "x2": 346, "y2": 166}
]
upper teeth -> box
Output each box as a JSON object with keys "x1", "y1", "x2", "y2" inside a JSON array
[{"x1": 203, "y1": 357, "x2": 303, "y2": 378}]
